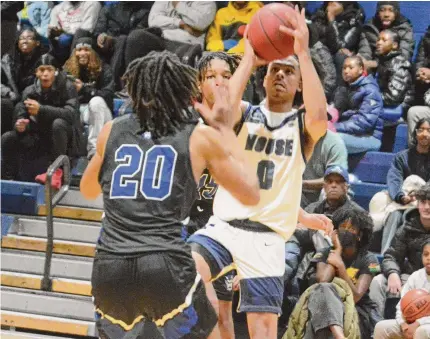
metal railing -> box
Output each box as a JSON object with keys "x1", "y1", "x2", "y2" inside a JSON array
[{"x1": 41, "y1": 155, "x2": 71, "y2": 291}]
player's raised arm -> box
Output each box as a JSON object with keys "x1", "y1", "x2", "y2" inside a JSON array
[
  {"x1": 80, "y1": 121, "x2": 112, "y2": 199},
  {"x1": 191, "y1": 84, "x2": 260, "y2": 206},
  {"x1": 228, "y1": 29, "x2": 268, "y2": 125},
  {"x1": 280, "y1": 6, "x2": 327, "y2": 143}
]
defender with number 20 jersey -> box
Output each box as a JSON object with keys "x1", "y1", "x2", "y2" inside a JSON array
[
  {"x1": 97, "y1": 114, "x2": 197, "y2": 257},
  {"x1": 214, "y1": 104, "x2": 306, "y2": 240}
]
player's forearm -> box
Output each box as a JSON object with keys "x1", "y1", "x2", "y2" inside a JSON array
[
  {"x1": 297, "y1": 51, "x2": 327, "y2": 123},
  {"x1": 302, "y1": 178, "x2": 324, "y2": 190},
  {"x1": 229, "y1": 55, "x2": 253, "y2": 118}
]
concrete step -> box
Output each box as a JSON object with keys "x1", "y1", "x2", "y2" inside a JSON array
[
  {"x1": 1, "y1": 286, "x2": 94, "y2": 322},
  {"x1": 2, "y1": 235, "x2": 96, "y2": 257},
  {"x1": 1, "y1": 311, "x2": 97, "y2": 337},
  {"x1": 1, "y1": 329, "x2": 75, "y2": 339},
  {"x1": 7, "y1": 216, "x2": 101, "y2": 243},
  {"x1": 1, "y1": 271, "x2": 92, "y2": 296},
  {"x1": 38, "y1": 205, "x2": 103, "y2": 222},
  {"x1": 1, "y1": 329, "x2": 74, "y2": 339},
  {"x1": 1, "y1": 250, "x2": 93, "y2": 281},
  {"x1": 58, "y1": 188, "x2": 103, "y2": 210}
]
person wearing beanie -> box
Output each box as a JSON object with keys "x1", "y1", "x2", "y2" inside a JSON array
[
  {"x1": 1, "y1": 53, "x2": 82, "y2": 189},
  {"x1": 64, "y1": 37, "x2": 114, "y2": 160},
  {"x1": 362, "y1": 1, "x2": 415, "y2": 64}
]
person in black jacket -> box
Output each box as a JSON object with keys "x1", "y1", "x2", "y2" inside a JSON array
[
  {"x1": 1, "y1": 27, "x2": 46, "y2": 135},
  {"x1": 407, "y1": 27, "x2": 430, "y2": 145},
  {"x1": 375, "y1": 29, "x2": 413, "y2": 109},
  {"x1": 64, "y1": 37, "x2": 114, "y2": 159},
  {"x1": 369, "y1": 182, "x2": 430, "y2": 320},
  {"x1": 1, "y1": 1, "x2": 24, "y2": 56},
  {"x1": 362, "y1": 1, "x2": 415, "y2": 71},
  {"x1": 380, "y1": 118, "x2": 430, "y2": 254},
  {"x1": 1, "y1": 54, "x2": 82, "y2": 188},
  {"x1": 93, "y1": 1, "x2": 155, "y2": 89},
  {"x1": 312, "y1": 1, "x2": 365, "y2": 84}
]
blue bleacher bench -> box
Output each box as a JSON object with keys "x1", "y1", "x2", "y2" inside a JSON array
[
  {"x1": 381, "y1": 105, "x2": 403, "y2": 123},
  {"x1": 113, "y1": 98, "x2": 133, "y2": 118},
  {"x1": 393, "y1": 123, "x2": 408, "y2": 153},
  {"x1": 351, "y1": 182, "x2": 388, "y2": 211},
  {"x1": 352, "y1": 152, "x2": 394, "y2": 184},
  {"x1": 1, "y1": 181, "x2": 45, "y2": 215}
]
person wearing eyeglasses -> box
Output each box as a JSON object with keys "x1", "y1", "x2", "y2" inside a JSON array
[{"x1": 1, "y1": 27, "x2": 46, "y2": 135}]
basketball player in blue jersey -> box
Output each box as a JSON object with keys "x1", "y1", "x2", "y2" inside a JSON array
[
  {"x1": 188, "y1": 7, "x2": 332, "y2": 338},
  {"x1": 184, "y1": 52, "x2": 242, "y2": 339},
  {"x1": 79, "y1": 51, "x2": 261, "y2": 339}
]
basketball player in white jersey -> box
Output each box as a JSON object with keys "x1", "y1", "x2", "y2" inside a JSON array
[{"x1": 188, "y1": 7, "x2": 331, "y2": 338}]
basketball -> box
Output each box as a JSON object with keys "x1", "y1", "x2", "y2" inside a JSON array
[
  {"x1": 247, "y1": 3, "x2": 295, "y2": 61},
  {"x1": 400, "y1": 289, "x2": 430, "y2": 323}
]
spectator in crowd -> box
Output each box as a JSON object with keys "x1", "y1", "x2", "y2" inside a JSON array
[
  {"x1": 206, "y1": 1, "x2": 262, "y2": 54},
  {"x1": 373, "y1": 241, "x2": 430, "y2": 339},
  {"x1": 362, "y1": 1, "x2": 415, "y2": 71},
  {"x1": 94, "y1": 2, "x2": 161, "y2": 90},
  {"x1": 334, "y1": 56, "x2": 384, "y2": 154},
  {"x1": 1, "y1": 54, "x2": 82, "y2": 188},
  {"x1": 407, "y1": 26, "x2": 430, "y2": 145},
  {"x1": 369, "y1": 182, "x2": 430, "y2": 320},
  {"x1": 1, "y1": 28, "x2": 46, "y2": 135},
  {"x1": 312, "y1": 1, "x2": 365, "y2": 84},
  {"x1": 305, "y1": 165, "x2": 361, "y2": 217},
  {"x1": 375, "y1": 29, "x2": 413, "y2": 110},
  {"x1": 302, "y1": 133, "x2": 348, "y2": 208},
  {"x1": 378, "y1": 118, "x2": 430, "y2": 253},
  {"x1": 1, "y1": 2, "x2": 24, "y2": 56},
  {"x1": 17, "y1": 1, "x2": 53, "y2": 46},
  {"x1": 63, "y1": 37, "x2": 114, "y2": 160},
  {"x1": 285, "y1": 209, "x2": 380, "y2": 339},
  {"x1": 49, "y1": 1, "x2": 102, "y2": 64},
  {"x1": 148, "y1": 1, "x2": 216, "y2": 48}
]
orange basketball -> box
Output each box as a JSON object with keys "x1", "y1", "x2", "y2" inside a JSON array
[
  {"x1": 247, "y1": 3, "x2": 295, "y2": 61},
  {"x1": 400, "y1": 289, "x2": 430, "y2": 323}
]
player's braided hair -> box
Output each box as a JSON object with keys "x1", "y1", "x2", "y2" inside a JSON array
[
  {"x1": 122, "y1": 51, "x2": 199, "y2": 137},
  {"x1": 197, "y1": 52, "x2": 241, "y2": 82}
]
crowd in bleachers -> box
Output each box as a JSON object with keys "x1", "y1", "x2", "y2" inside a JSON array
[{"x1": 1, "y1": 1, "x2": 430, "y2": 338}]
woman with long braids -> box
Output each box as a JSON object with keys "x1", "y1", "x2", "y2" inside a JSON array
[{"x1": 80, "y1": 50, "x2": 260, "y2": 339}]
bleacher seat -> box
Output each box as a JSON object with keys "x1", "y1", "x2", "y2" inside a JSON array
[
  {"x1": 352, "y1": 151, "x2": 394, "y2": 184},
  {"x1": 393, "y1": 123, "x2": 408, "y2": 153},
  {"x1": 381, "y1": 105, "x2": 403, "y2": 123},
  {"x1": 351, "y1": 182, "x2": 388, "y2": 210},
  {"x1": 1, "y1": 181, "x2": 44, "y2": 215}
]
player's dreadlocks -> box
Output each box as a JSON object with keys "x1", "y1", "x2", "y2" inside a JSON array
[
  {"x1": 122, "y1": 51, "x2": 199, "y2": 138},
  {"x1": 196, "y1": 52, "x2": 241, "y2": 82}
]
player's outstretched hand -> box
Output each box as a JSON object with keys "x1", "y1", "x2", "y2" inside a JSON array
[
  {"x1": 279, "y1": 5, "x2": 309, "y2": 56},
  {"x1": 300, "y1": 212, "x2": 334, "y2": 235},
  {"x1": 194, "y1": 84, "x2": 235, "y2": 130}
]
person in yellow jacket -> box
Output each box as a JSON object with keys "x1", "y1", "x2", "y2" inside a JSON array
[{"x1": 206, "y1": 1, "x2": 263, "y2": 54}]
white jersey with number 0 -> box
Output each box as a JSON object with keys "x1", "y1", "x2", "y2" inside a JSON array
[{"x1": 213, "y1": 104, "x2": 307, "y2": 241}]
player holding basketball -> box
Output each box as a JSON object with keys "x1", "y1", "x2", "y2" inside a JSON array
[
  {"x1": 80, "y1": 51, "x2": 261, "y2": 339},
  {"x1": 188, "y1": 7, "x2": 332, "y2": 338}
]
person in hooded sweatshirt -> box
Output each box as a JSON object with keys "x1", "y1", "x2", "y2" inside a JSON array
[
  {"x1": 362, "y1": 1, "x2": 415, "y2": 71},
  {"x1": 1, "y1": 54, "x2": 82, "y2": 188},
  {"x1": 1, "y1": 27, "x2": 46, "y2": 135},
  {"x1": 369, "y1": 182, "x2": 430, "y2": 321},
  {"x1": 312, "y1": 1, "x2": 366, "y2": 84},
  {"x1": 333, "y1": 55, "x2": 384, "y2": 154}
]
